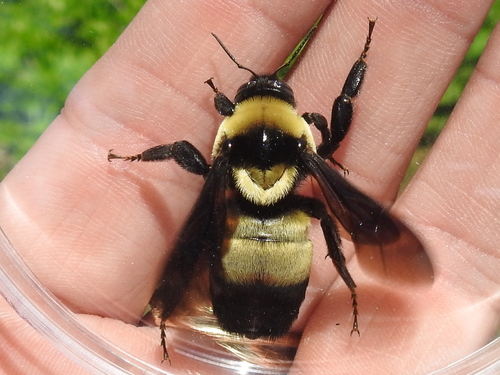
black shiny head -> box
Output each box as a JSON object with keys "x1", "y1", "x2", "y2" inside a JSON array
[
  {"x1": 222, "y1": 126, "x2": 306, "y2": 170},
  {"x1": 234, "y1": 76, "x2": 296, "y2": 106}
]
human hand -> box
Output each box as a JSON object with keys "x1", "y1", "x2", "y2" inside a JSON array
[{"x1": 0, "y1": 0, "x2": 499, "y2": 374}]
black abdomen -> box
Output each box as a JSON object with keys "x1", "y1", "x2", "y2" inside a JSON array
[{"x1": 210, "y1": 208, "x2": 312, "y2": 338}]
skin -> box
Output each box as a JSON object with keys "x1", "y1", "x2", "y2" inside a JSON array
[{"x1": 0, "y1": 0, "x2": 499, "y2": 374}]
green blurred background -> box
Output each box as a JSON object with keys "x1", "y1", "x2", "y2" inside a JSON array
[
  {"x1": 0, "y1": 1, "x2": 499, "y2": 181},
  {"x1": 0, "y1": 0, "x2": 145, "y2": 179}
]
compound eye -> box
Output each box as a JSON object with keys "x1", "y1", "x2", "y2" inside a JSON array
[
  {"x1": 296, "y1": 139, "x2": 306, "y2": 153},
  {"x1": 221, "y1": 139, "x2": 232, "y2": 155}
]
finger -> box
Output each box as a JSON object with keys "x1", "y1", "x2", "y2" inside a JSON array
[
  {"x1": 291, "y1": 0, "x2": 495, "y2": 204},
  {"x1": 0, "y1": 295, "x2": 164, "y2": 373},
  {"x1": 403, "y1": 19, "x2": 500, "y2": 305}
]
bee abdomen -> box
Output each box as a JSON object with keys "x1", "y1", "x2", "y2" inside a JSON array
[{"x1": 221, "y1": 210, "x2": 313, "y2": 286}]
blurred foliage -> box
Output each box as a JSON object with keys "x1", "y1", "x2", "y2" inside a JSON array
[
  {"x1": 0, "y1": 0, "x2": 145, "y2": 179},
  {"x1": 423, "y1": 4, "x2": 500, "y2": 147},
  {"x1": 0, "y1": 1, "x2": 499, "y2": 181},
  {"x1": 402, "y1": 2, "x2": 500, "y2": 187}
]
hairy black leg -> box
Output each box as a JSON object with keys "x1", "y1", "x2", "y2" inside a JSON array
[
  {"x1": 159, "y1": 320, "x2": 171, "y2": 364},
  {"x1": 303, "y1": 112, "x2": 349, "y2": 174},
  {"x1": 295, "y1": 196, "x2": 359, "y2": 334},
  {"x1": 330, "y1": 19, "x2": 376, "y2": 151},
  {"x1": 108, "y1": 140, "x2": 210, "y2": 176},
  {"x1": 302, "y1": 112, "x2": 330, "y2": 156},
  {"x1": 205, "y1": 78, "x2": 235, "y2": 116},
  {"x1": 302, "y1": 19, "x2": 376, "y2": 175}
]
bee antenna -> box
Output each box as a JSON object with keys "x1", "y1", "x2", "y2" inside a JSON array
[{"x1": 211, "y1": 33, "x2": 258, "y2": 77}]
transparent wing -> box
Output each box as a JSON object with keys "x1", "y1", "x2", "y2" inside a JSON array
[{"x1": 302, "y1": 151, "x2": 433, "y2": 285}]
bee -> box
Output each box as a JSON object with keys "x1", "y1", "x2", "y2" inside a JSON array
[{"x1": 108, "y1": 19, "x2": 433, "y2": 362}]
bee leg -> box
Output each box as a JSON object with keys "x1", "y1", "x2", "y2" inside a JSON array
[
  {"x1": 108, "y1": 141, "x2": 210, "y2": 176},
  {"x1": 319, "y1": 208, "x2": 359, "y2": 334},
  {"x1": 302, "y1": 112, "x2": 349, "y2": 175},
  {"x1": 300, "y1": 196, "x2": 359, "y2": 334},
  {"x1": 302, "y1": 112, "x2": 330, "y2": 157},
  {"x1": 329, "y1": 18, "x2": 376, "y2": 152},
  {"x1": 205, "y1": 78, "x2": 235, "y2": 116},
  {"x1": 160, "y1": 320, "x2": 171, "y2": 364},
  {"x1": 304, "y1": 18, "x2": 376, "y2": 174}
]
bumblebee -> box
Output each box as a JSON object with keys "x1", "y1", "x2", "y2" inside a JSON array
[{"x1": 108, "y1": 19, "x2": 433, "y2": 362}]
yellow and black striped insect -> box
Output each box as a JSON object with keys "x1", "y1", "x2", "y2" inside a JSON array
[{"x1": 109, "y1": 19, "x2": 433, "y2": 362}]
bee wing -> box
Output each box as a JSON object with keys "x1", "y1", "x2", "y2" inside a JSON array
[
  {"x1": 302, "y1": 151, "x2": 433, "y2": 285},
  {"x1": 150, "y1": 156, "x2": 230, "y2": 318}
]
